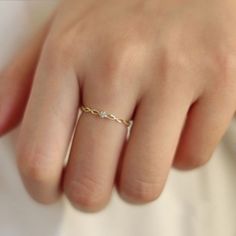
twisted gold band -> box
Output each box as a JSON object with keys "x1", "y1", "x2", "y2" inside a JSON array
[{"x1": 80, "y1": 105, "x2": 132, "y2": 128}]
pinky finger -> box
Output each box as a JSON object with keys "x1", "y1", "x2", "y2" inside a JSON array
[{"x1": 174, "y1": 91, "x2": 236, "y2": 170}]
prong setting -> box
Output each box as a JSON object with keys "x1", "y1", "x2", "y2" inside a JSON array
[
  {"x1": 80, "y1": 105, "x2": 132, "y2": 128},
  {"x1": 99, "y1": 111, "x2": 107, "y2": 118}
]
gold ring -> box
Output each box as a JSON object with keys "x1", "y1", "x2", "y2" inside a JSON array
[{"x1": 80, "y1": 105, "x2": 133, "y2": 128}]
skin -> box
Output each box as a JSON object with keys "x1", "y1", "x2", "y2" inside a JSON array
[{"x1": 0, "y1": 0, "x2": 236, "y2": 212}]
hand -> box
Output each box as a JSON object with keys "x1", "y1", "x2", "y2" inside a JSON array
[{"x1": 1, "y1": 0, "x2": 236, "y2": 212}]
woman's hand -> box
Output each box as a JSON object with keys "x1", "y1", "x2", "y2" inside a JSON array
[{"x1": 1, "y1": 0, "x2": 236, "y2": 212}]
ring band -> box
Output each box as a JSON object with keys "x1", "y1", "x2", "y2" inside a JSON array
[{"x1": 80, "y1": 105, "x2": 133, "y2": 128}]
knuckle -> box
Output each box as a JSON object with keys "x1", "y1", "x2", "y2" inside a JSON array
[
  {"x1": 160, "y1": 26, "x2": 191, "y2": 70},
  {"x1": 174, "y1": 155, "x2": 211, "y2": 170},
  {"x1": 102, "y1": 38, "x2": 148, "y2": 80},
  {"x1": 65, "y1": 177, "x2": 107, "y2": 212},
  {"x1": 42, "y1": 36, "x2": 74, "y2": 67},
  {"x1": 188, "y1": 157, "x2": 211, "y2": 169},
  {"x1": 213, "y1": 51, "x2": 236, "y2": 83},
  {"x1": 94, "y1": 37, "x2": 149, "y2": 99},
  {"x1": 161, "y1": 46, "x2": 191, "y2": 74},
  {"x1": 157, "y1": 46, "x2": 193, "y2": 89},
  {"x1": 120, "y1": 177, "x2": 163, "y2": 203},
  {"x1": 17, "y1": 149, "x2": 55, "y2": 183}
]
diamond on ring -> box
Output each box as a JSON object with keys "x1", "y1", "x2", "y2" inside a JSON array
[
  {"x1": 80, "y1": 105, "x2": 132, "y2": 128},
  {"x1": 99, "y1": 111, "x2": 107, "y2": 118}
]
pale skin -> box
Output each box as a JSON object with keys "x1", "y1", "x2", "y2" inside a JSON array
[{"x1": 0, "y1": 0, "x2": 236, "y2": 212}]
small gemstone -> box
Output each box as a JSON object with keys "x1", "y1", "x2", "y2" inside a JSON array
[{"x1": 99, "y1": 111, "x2": 107, "y2": 118}]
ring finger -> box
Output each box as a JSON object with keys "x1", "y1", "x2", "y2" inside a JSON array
[{"x1": 63, "y1": 72, "x2": 138, "y2": 212}]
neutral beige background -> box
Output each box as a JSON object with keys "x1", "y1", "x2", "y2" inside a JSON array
[{"x1": 0, "y1": 1, "x2": 236, "y2": 236}]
